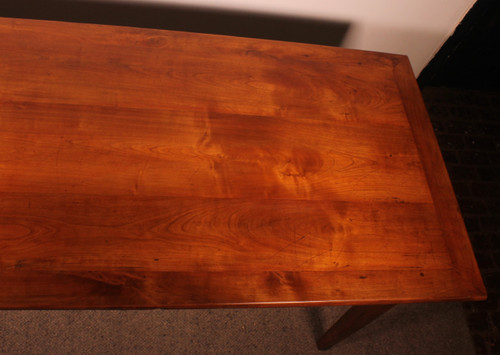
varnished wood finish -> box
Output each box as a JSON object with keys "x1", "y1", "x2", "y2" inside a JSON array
[
  {"x1": 316, "y1": 305, "x2": 395, "y2": 350},
  {"x1": 0, "y1": 17, "x2": 486, "y2": 309}
]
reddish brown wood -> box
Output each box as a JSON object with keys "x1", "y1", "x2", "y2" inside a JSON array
[
  {"x1": 393, "y1": 58, "x2": 486, "y2": 297},
  {"x1": 317, "y1": 305, "x2": 395, "y2": 350},
  {"x1": 0, "y1": 17, "x2": 486, "y2": 310}
]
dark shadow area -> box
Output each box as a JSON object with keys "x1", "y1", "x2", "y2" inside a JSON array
[
  {"x1": 418, "y1": 0, "x2": 500, "y2": 91},
  {"x1": 305, "y1": 307, "x2": 328, "y2": 339},
  {"x1": 422, "y1": 87, "x2": 500, "y2": 355},
  {"x1": 0, "y1": 0, "x2": 349, "y2": 47},
  {"x1": 419, "y1": 1, "x2": 500, "y2": 351}
]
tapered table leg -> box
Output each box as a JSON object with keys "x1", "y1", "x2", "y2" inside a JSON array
[{"x1": 316, "y1": 304, "x2": 395, "y2": 350}]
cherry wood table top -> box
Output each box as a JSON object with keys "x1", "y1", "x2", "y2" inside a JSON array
[{"x1": 0, "y1": 17, "x2": 486, "y2": 309}]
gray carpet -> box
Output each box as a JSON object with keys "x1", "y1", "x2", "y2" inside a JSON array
[{"x1": 0, "y1": 303, "x2": 474, "y2": 354}]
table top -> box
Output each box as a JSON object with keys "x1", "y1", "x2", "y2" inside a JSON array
[{"x1": 0, "y1": 17, "x2": 486, "y2": 309}]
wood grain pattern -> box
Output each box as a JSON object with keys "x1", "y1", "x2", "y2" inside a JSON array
[{"x1": 0, "y1": 17, "x2": 485, "y2": 308}]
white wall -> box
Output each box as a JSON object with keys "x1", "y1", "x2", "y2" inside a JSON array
[{"x1": 106, "y1": 0, "x2": 476, "y2": 75}]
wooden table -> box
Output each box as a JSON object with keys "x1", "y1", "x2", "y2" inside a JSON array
[{"x1": 0, "y1": 17, "x2": 486, "y2": 350}]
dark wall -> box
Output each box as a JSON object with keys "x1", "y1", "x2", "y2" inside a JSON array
[{"x1": 419, "y1": 0, "x2": 500, "y2": 91}]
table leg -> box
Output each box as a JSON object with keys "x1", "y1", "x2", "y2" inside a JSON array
[{"x1": 316, "y1": 304, "x2": 395, "y2": 350}]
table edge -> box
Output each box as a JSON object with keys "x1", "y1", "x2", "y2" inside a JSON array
[{"x1": 392, "y1": 56, "x2": 487, "y2": 301}]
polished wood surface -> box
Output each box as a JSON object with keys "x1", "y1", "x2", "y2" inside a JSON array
[{"x1": 0, "y1": 17, "x2": 486, "y2": 308}]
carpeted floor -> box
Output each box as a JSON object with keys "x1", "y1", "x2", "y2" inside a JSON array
[{"x1": 0, "y1": 302, "x2": 474, "y2": 354}]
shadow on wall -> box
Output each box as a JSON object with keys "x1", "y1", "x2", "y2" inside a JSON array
[{"x1": 0, "y1": 0, "x2": 350, "y2": 47}]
